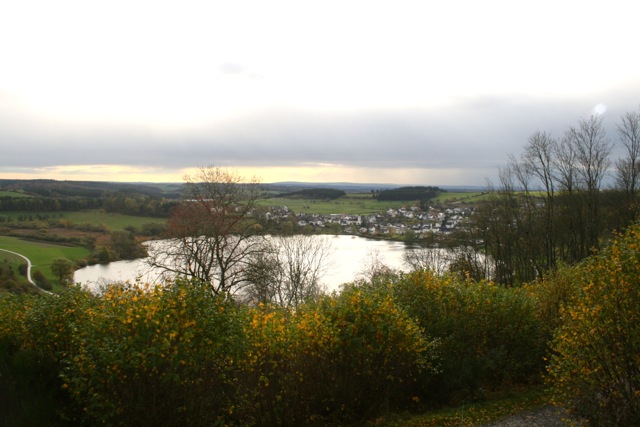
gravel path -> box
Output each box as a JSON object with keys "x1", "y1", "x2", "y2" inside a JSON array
[{"x1": 482, "y1": 406, "x2": 585, "y2": 427}]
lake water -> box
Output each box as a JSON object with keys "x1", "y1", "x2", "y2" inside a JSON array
[{"x1": 74, "y1": 235, "x2": 413, "y2": 293}]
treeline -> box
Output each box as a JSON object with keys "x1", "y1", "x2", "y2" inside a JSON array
[
  {"x1": 376, "y1": 186, "x2": 443, "y2": 201},
  {"x1": 0, "y1": 193, "x2": 178, "y2": 217},
  {"x1": 0, "y1": 195, "x2": 102, "y2": 212},
  {"x1": 102, "y1": 193, "x2": 178, "y2": 217},
  {"x1": 0, "y1": 179, "x2": 182, "y2": 199},
  {"x1": 277, "y1": 188, "x2": 346, "y2": 200},
  {"x1": 0, "y1": 180, "x2": 181, "y2": 217}
]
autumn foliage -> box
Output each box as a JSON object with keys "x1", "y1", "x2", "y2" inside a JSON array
[
  {"x1": 0, "y1": 280, "x2": 433, "y2": 426},
  {"x1": 546, "y1": 224, "x2": 640, "y2": 425}
]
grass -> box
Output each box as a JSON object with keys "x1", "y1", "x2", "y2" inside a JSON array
[
  {"x1": 0, "y1": 251, "x2": 28, "y2": 284},
  {"x1": 260, "y1": 192, "x2": 493, "y2": 215},
  {"x1": 431, "y1": 192, "x2": 490, "y2": 204},
  {"x1": 0, "y1": 236, "x2": 91, "y2": 286},
  {"x1": 0, "y1": 190, "x2": 33, "y2": 198},
  {"x1": 373, "y1": 386, "x2": 551, "y2": 426},
  {"x1": 60, "y1": 210, "x2": 166, "y2": 230},
  {"x1": 0, "y1": 210, "x2": 165, "y2": 289},
  {"x1": 260, "y1": 194, "x2": 418, "y2": 215}
]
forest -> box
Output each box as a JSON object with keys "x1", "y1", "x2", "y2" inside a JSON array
[{"x1": 375, "y1": 185, "x2": 443, "y2": 201}]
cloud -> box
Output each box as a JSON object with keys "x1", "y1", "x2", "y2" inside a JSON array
[
  {"x1": 2, "y1": 65, "x2": 639, "y2": 185},
  {"x1": 218, "y1": 63, "x2": 246, "y2": 75}
]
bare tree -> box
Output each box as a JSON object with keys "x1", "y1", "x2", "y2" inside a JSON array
[
  {"x1": 243, "y1": 235, "x2": 333, "y2": 307},
  {"x1": 563, "y1": 115, "x2": 613, "y2": 256},
  {"x1": 553, "y1": 134, "x2": 578, "y2": 194},
  {"x1": 615, "y1": 109, "x2": 640, "y2": 217},
  {"x1": 403, "y1": 245, "x2": 450, "y2": 275},
  {"x1": 147, "y1": 166, "x2": 265, "y2": 295},
  {"x1": 522, "y1": 131, "x2": 557, "y2": 269},
  {"x1": 356, "y1": 248, "x2": 400, "y2": 285},
  {"x1": 524, "y1": 131, "x2": 557, "y2": 199},
  {"x1": 566, "y1": 115, "x2": 612, "y2": 193}
]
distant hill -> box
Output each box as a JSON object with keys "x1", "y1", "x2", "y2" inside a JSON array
[{"x1": 267, "y1": 182, "x2": 399, "y2": 193}]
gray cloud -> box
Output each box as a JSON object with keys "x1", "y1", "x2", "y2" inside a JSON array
[{"x1": 2, "y1": 84, "x2": 639, "y2": 185}]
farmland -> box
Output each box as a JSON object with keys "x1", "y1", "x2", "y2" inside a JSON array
[
  {"x1": 259, "y1": 191, "x2": 486, "y2": 215},
  {"x1": 1, "y1": 210, "x2": 166, "y2": 231}
]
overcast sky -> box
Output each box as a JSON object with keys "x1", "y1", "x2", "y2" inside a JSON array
[{"x1": 2, "y1": 0, "x2": 639, "y2": 186}]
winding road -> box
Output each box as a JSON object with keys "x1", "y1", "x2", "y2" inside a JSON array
[{"x1": 0, "y1": 248, "x2": 53, "y2": 294}]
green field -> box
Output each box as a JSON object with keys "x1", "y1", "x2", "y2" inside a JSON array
[
  {"x1": 432, "y1": 191, "x2": 489, "y2": 204},
  {"x1": 260, "y1": 191, "x2": 488, "y2": 215},
  {"x1": 0, "y1": 190, "x2": 32, "y2": 198},
  {"x1": 2, "y1": 210, "x2": 166, "y2": 231},
  {"x1": 61, "y1": 211, "x2": 166, "y2": 230},
  {"x1": 260, "y1": 195, "x2": 412, "y2": 215},
  {"x1": 0, "y1": 236, "x2": 92, "y2": 286}
]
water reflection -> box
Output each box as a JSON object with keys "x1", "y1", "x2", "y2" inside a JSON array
[{"x1": 75, "y1": 235, "x2": 410, "y2": 293}]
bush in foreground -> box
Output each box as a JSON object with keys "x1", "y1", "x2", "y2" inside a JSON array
[
  {"x1": 387, "y1": 271, "x2": 548, "y2": 402},
  {"x1": 0, "y1": 279, "x2": 436, "y2": 426},
  {"x1": 61, "y1": 281, "x2": 246, "y2": 427},
  {"x1": 238, "y1": 285, "x2": 437, "y2": 425},
  {"x1": 547, "y1": 224, "x2": 640, "y2": 425}
]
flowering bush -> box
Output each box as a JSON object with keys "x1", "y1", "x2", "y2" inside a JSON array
[
  {"x1": 8, "y1": 246, "x2": 627, "y2": 425},
  {"x1": 60, "y1": 279, "x2": 247, "y2": 427},
  {"x1": 0, "y1": 287, "x2": 96, "y2": 424},
  {"x1": 547, "y1": 224, "x2": 640, "y2": 425},
  {"x1": 316, "y1": 285, "x2": 437, "y2": 421},
  {"x1": 238, "y1": 285, "x2": 436, "y2": 425},
  {"x1": 391, "y1": 271, "x2": 546, "y2": 402}
]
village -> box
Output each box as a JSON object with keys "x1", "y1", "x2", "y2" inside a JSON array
[{"x1": 265, "y1": 204, "x2": 474, "y2": 239}]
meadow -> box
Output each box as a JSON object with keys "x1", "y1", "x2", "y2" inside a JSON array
[
  {"x1": 1, "y1": 210, "x2": 166, "y2": 231},
  {"x1": 259, "y1": 191, "x2": 486, "y2": 215},
  {"x1": 0, "y1": 236, "x2": 90, "y2": 286},
  {"x1": 259, "y1": 195, "x2": 406, "y2": 215},
  {"x1": 432, "y1": 191, "x2": 488, "y2": 204},
  {"x1": 0, "y1": 211, "x2": 164, "y2": 288},
  {"x1": 0, "y1": 190, "x2": 32, "y2": 198}
]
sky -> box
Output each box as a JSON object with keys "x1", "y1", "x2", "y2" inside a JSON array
[{"x1": 1, "y1": 0, "x2": 640, "y2": 186}]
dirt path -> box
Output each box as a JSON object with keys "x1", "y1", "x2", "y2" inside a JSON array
[{"x1": 0, "y1": 248, "x2": 53, "y2": 294}]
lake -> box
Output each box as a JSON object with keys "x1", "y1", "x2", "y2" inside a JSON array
[{"x1": 74, "y1": 235, "x2": 417, "y2": 293}]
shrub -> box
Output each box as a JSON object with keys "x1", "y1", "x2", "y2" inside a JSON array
[
  {"x1": 18, "y1": 263, "x2": 28, "y2": 276},
  {"x1": 0, "y1": 290, "x2": 92, "y2": 424},
  {"x1": 317, "y1": 285, "x2": 437, "y2": 421},
  {"x1": 32, "y1": 269, "x2": 53, "y2": 291},
  {"x1": 547, "y1": 224, "x2": 640, "y2": 425},
  {"x1": 391, "y1": 271, "x2": 547, "y2": 402},
  {"x1": 60, "y1": 279, "x2": 247, "y2": 427},
  {"x1": 523, "y1": 263, "x2": 582, "y2": 349},
  {"x1": 238, "y1": 286, "x2": 436, "y2": 426}
]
